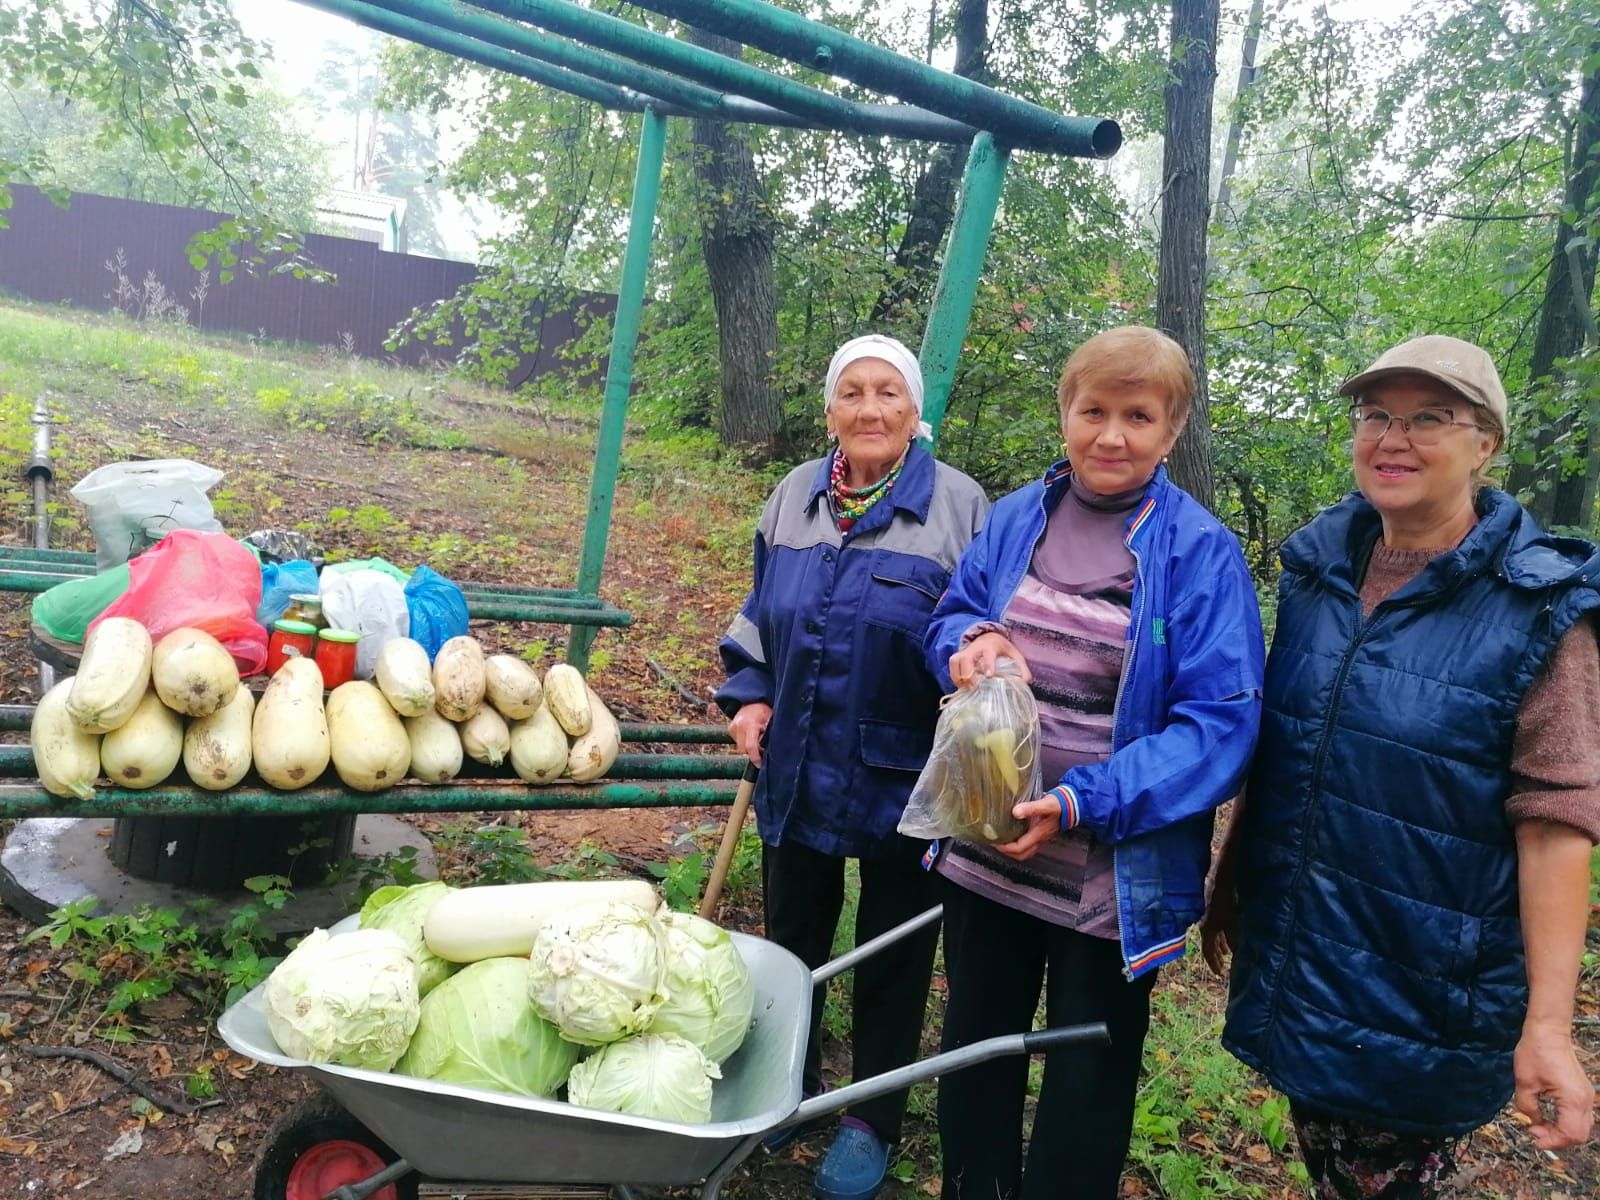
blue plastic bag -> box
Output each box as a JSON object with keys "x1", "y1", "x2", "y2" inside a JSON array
[
  {"x1": 404, "y1": 564, "x2": 469, "y2": 659},
  {"x1": 258, "y1": 559, "x2": 320, "y2": 627}
]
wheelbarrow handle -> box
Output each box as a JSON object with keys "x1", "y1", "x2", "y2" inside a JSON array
[
  {"x1": 780, "y1": 1021, "x2": 1111, "y2": 1129},
  {"x1": 810, "y1": 904, "x2": 944, "y2": 985},
  {"x1": 1023, "y1": 1022, "x2": 1110, "y2": 1054}
]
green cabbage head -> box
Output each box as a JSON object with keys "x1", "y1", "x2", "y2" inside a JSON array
[
  {"x1": 526, "y1": 899, "x2": 667, "y2": 1046},
  {"x1": 396, "y1": 957, "x2": 579, "y2": 1097},
  {"x1": 566, "y1": 1032, "x2": 722, "y2": 1124},
  {"x1": 648, "y1": 912, "x2": 755, "y2": 1064},
  {"x1": 360, "y1": 881, "x2": 459, "y2": 996},
  {"x1": 264, "y1": 928, "x2": 420, "y2": 1071}
]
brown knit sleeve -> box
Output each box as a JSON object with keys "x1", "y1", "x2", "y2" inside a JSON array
[{"x1": 1508, "y1": 612, "x2": 1600, "y2": 842}]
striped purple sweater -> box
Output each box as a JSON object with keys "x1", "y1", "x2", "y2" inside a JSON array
[{"x1": 939, "y1": 476, "x2": 1139, "y2": 936}]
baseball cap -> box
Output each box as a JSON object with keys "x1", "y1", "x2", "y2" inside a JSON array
[{"x1": 1338, "y1": 335, "x2": 1508, "y2": 433}]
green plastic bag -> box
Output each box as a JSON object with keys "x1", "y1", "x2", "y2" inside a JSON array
[{"x1": 32, "y1": 564, "x2": 132, "y2": 643}]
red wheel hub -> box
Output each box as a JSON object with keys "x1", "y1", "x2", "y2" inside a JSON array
[{"x1": 285, "y1": 1139, "x2": 397, "y2": 1200}]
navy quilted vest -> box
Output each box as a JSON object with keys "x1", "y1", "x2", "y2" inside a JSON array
[{"x1": 1222, "y1": 489, "x2": 1600, "y2": 1135}]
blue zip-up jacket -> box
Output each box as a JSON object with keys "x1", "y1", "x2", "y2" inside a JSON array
[
  {"x1": 925, "y1": 462, "x2": 1264, "y2": 977},
  {"x1": 1223, "y1": 488, "x2": 1600, "y2": 1135},
  {"x1": 716, "y1": 444, "x2": 989, "y2": 858}
]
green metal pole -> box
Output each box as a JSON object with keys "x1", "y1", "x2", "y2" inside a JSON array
[
  {"x1": 918, "y1": 133, "x2": 1011, "y2": 449},
  {"x1": 569, "y1": 105, "x2": 668, "y2": 672},
  {"x1": 626, "y1": 0, "x2": 1122, "y2": 157},
  {"x1": 0, "y1": 779, "x2": 740, "y2": 820},
  {"x1": 462, "y1": 0, "x2": 977, "y2": 145}
]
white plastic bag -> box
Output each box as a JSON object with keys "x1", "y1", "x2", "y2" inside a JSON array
[
  {"x1": 898, "y1": 660, "x2": 1041, "y2": 844},
  {"x1": 320, "y1": 569, "x2": 410, "y2": 680},
  {"x1": 69, "y1": 459, "x2": 225, "y2": 571}
]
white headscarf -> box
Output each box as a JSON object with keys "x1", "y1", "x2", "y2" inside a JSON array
[{"x1": 824, "y1": 334, "x2": 933, "y2": 442}]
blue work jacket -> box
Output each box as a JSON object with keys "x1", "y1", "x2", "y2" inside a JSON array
[
  {"x1": 716, "y1": 444, "x2": 989, "y2": 858},
  {"x1": 925, "y1": 462, "x2": 1265, "y2": 977},
  {"x1": 1224, "y1": 488, "x2": 1600, "y2": 1134}
]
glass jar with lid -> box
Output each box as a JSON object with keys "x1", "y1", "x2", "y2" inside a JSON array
[
  {"x1": 281, "y1": 593, "x2": 327, "y2": 630},
  {"x1": 315, "y1": 628, "x2": 361, "y2": 690},
  {"x1": 266, "y1": 620, "x2": 317, "y2": 676}
]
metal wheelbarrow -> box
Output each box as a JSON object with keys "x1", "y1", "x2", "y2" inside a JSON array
[{"x1": 218, "y1": 906, "x2": 1110, "y2": 1200}]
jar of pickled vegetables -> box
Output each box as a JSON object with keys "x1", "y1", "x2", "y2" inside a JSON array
[{"x1": 281, "y1": 593, "x2": 327, "y2": 630}]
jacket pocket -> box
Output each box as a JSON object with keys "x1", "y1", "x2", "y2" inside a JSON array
[
  {"x1": 866, "y1": 553, "x2": 947, "y2": 637},
  {"x1": 859, "y1": 719, "x2": 934, "y2": 772}
]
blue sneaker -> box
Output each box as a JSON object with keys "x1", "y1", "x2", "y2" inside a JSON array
[{"x1": 812, "y1": 1119, "x2": 889, "y2": 1200}]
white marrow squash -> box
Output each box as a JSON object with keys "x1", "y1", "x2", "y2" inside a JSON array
[
  {"x1": 484, "y1": 654, "x2": 543, "y2": 720},
  {"x1": 66, "y1": 617, "x2": 152, "y2": 733},
  {"x1": 151, "y1": 627, "x2": 240, "y2": 717},
  {"x1": 508, "y1": 705, "x2": 569, "y2": 784},
  {"x1": 405, "y1": 708, "x2": 463, "y2": 784},
  {"x1": 460, "y1": 706, "x2": 511, "y2": 768},
  {"x1": 183, "y1": 685, "x2": 255, "y2": 791},
  {"x1": 253, "y1": 657, "x2": 330, "y2": 790},
  {"x1": 327, "y1": 681, "x2": 410, "y2": 792},
  {"x1": 375, "y1": 637, "x2": 435, "y2": 718},
  {"x1": 432, "y1": 636, "x2": 486, "y2": 722},
  {"x1": 566, "y1": 685, "x2": 621, "y2": 783},
  {"x1": 542, "y1": 663, "x2": 591, "y2": 736},
  {"x1": 423, "y1": 879, "x2": 660, "y2": 963},
  {"x1": 33, "y1": 678, "x2": 101, "y2": 800},
  {"x1": 100, "y1": 687, "x2": 183, "y2": 789}
]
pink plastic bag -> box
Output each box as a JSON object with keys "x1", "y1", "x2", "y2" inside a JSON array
[{"x1": 90, "y1": 530, "x2": 268, "y2": 674}]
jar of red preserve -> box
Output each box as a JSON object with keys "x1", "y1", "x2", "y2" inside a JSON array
[
  {"x1": 315, "y1": 628, "x2": 361, "y2": 689},
  {"x1": 266, "y1": 619, "x2": 317, "y2": 675}
]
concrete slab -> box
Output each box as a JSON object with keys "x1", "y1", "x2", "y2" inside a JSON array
[{"x1": 0, "y1": 815, "x2": 436, "y2": 934}]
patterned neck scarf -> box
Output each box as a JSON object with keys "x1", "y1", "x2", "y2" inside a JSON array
[{"x1": 830, "y1": 448, "x2": 908, "y2": 532}]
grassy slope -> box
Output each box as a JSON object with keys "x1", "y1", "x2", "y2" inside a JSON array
[{"x1": 0, "y1": 299, "x2": 1594, "y2": 1199}]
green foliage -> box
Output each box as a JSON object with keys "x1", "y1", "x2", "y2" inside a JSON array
[
  {"x1": 24, "y1": 875, "x2": 293, "y2": 1030},
  {"x1": 1127, "y1": 968, "x2": 1284, "y2": 1198},
  {"x1": 0, "y1": 80, "x2": 331, "y2": 232},
  {"x1": 0, "y1": 1, "x2": 324, "y2": 280}
]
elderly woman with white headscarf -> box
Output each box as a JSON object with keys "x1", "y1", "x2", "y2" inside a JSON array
[{"x1": 717, "y1": 334, "x2": 988, "y2": 1200}]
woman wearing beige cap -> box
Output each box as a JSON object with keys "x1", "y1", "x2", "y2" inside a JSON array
[{"x1": 1204, "y1": 334, "x2": 1599, "y2": 1197}]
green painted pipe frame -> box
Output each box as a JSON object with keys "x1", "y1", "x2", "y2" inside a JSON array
[
  {"x1": 918, "y1": 134, "x2": 1012, "y2": 448},
  {"x1": 0, "y1": 746, "x2": 740, "y2": 780},
  {"x1": 458, "y1": 0, "x2": 979, "y2": 144},
  {"x1": 0, "y1": 779, "x2": 741, "y2": 820},
  {"x1": 0, "y1": 569, "x2": 630, "y2": 626},
  {"x1": 299, "y1": 0, "x2": 658, "y2": 112},
  {"x1": 630, "y1": 0, "x2": 1121, "y2": 157},
  {"x1": 569, "y1": 105, "x2": 668, "y2": 672},
  {"x1": 307, "y1": 0, "x2": 807, "y2": 130}
]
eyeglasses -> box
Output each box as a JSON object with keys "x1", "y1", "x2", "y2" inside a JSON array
[{"x1": 1346, "y1": 404, "x2": 1481, "y2": 446}]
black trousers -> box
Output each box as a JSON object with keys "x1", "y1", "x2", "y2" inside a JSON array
[
  {"x1": 761, "y1": 837, "x2": 941, "y2": 1142},
  {"x1": 938, "y1": 879, "x2": 1157, "y2": 1200}
]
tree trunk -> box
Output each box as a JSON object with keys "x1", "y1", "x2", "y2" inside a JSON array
[
  {"x1": 687, "y1": 29, "x2": 783, "y2": 451},
  {"x1": 1212, "y1": 0, "x2": 1271, "y2": 224},
  {"x1": 1157, "y1": 0, "x2": 1220, "y2": 510},
  {"x1": 1522, "y1": 54, "x2": 1600, "y2": 528},
  {"x1": 869, "y1": 0, "x2": 989, "y2": 323}
]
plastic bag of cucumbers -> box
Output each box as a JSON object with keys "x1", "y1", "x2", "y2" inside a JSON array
[{"x1": 898, "y1": 658, "x2": 1040, "y2": 845}]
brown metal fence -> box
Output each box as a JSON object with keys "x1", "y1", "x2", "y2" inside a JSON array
[{"x1": 0, "y1": 185, "x2": 613, "y2": 380}]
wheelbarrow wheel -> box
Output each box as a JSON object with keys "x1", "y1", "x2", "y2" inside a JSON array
[{"x1": 254, "y1": 1093, "x2": 417, "y2": 1200}]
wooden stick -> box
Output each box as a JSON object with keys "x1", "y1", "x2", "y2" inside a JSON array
[{"x1": 17, "y1": 1042, "x2": 222, "y2": 1116}]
